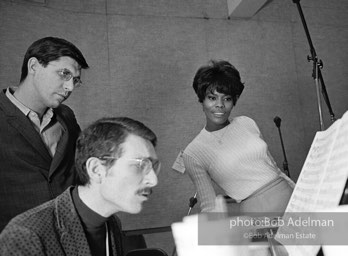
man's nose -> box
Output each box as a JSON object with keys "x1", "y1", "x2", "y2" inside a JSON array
[
  {"x1": 145, "y1": 168, "x2": 158, "y2": 187},
  {"x1": 63, "y1": 78, "x2": 75, "y2": 92}
]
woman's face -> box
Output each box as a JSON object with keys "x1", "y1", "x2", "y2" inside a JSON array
[{"x1": 202, "y1": 90, "x2": 233, "y2": 132}]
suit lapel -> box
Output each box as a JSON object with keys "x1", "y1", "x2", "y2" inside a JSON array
[
  {"x1": 49, "y1": 112, "x2": 69, "y2": 176},
  {"x1": 56, "y1": 188, "x2": 92, "y2": 256},
  {"x1": 60, "y1": 227, "x2": 92, "y2": 256},
  {"x1": 109, "y1": 217, "x2": 123, "y2": 256},
  {"x1": 0, "y1": 91, "x2": 51, "y2": 163}
]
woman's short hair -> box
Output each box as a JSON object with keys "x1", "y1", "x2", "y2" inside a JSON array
[
  {"x1": 192, "y1": 60, "x2": 244, "y2": 105},
  {"x1": 20, "y1": 37, "x2": 89, "y2": 82},
  {"x1": 74, "y1": 117, "x2": 157, "y2": 186}
]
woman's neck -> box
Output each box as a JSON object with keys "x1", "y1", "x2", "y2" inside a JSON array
[{"x1": 205, "y1": 120, "x2": 230, "y2": 132}]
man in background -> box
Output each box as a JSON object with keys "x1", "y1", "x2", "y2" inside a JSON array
[
  {"x1": 0, "y1": 117, "x2": 160, "y2": 255},
  {"x1": 0, "y1": 37, "x2": 89, "y2": 231}
]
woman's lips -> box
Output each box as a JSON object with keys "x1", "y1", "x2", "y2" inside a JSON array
[{"x1": 213, "y1": 112, "x2": 225, "y2": 117}]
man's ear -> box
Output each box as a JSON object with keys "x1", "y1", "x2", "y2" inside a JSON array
[
  {"x1": 27, "y1": 57, "x2": 40, "y2": 75},
  {"x1": 86, "y1": 157, "x2": 106, "y2": 184}
]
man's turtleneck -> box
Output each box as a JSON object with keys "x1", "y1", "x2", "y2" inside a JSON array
[{"x1": 72, "y1": 186, "x2": 110, "y2": 256}]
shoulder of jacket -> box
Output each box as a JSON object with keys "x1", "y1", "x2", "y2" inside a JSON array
[
  {"x1": 55, "y1": 104, "x2": 80, "y2": 134},
  {"x1": 55, "y1": 104, "x2": 75, "y2": 117},
  {"x1": 7, "y1": 200, "x2": 55, "y2": 233}
]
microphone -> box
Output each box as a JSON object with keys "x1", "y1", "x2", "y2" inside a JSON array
[
  {"x1": 273, "y1": 116, "x2": 290, "y2": 178},
  {"x1": 188, "y1": 192, "x2": 198, "y2": 215},
  {"x1": 172, "y1": 192, "x2": 198, "y2": 256},
  {"x1": 273, "y1": 116, "x2": 281, "y2": 128}
]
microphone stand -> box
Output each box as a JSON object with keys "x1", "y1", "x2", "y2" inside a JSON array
[
  {"x1": 171, "y1": 192, "x2": 198, "y2": 256},
  {"x1": 274, "y1": 117, "x2": 290, "y2": 178},
  {"x1": 292, "y1": 0, "x2": 335, "y2": 131}
]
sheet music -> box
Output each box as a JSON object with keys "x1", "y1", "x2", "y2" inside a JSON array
[
  {"x1": 318, "y1": 114, "x2": 348, "y2": 208},
  {"x1": 285, "y1": 123, "x2": 337, "y2": 212},
  {"x1": 277, "y1": 110, "x2": 348, "y2": 256},
  {"x1": 322, "y1": 205, "x2": 348, "y2": 256}
]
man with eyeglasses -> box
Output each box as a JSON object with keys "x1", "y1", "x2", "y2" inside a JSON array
[
  {"x1": 0, "y1": 117, "x2": 160, "y2": 255},
  {"x1": 0, "y1": 37, "x2": 89, "y2": 231}
]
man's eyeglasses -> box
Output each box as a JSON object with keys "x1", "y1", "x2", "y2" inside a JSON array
[
  {"x1": 99, "y1": 157, "x2": 161, "y2": 176},
  {"x1": 57, "y1": 69, "x2": 82, "y2": 88}
]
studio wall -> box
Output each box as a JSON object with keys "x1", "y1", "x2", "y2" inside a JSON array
[{"x1": 1, "y1": 0, "x2": 347, "y2": 253}]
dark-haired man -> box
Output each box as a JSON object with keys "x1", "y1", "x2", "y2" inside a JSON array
[
  {"x1": 0, "y1": 117, "x2": 160, "y2": 256},
  {"x1": 0, "y1": 37, "x2": 89, "y2": 230}
]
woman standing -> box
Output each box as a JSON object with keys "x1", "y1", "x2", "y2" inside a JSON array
[{"x1": 183, "y1": 60, "x2": 294, "y2": 213}]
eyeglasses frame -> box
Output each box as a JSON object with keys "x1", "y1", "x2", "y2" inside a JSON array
[{"x1": 98, "y1": 156, "x2": 161, "y2": 176}]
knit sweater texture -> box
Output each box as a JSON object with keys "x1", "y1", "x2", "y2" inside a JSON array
[{"x1": 183, "y1": 116, "x2": 293, "y2": 212}]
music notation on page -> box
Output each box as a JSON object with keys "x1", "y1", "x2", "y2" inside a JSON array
[{"x1": 276, "y1": 110, "x2": 348, "y2": 256}]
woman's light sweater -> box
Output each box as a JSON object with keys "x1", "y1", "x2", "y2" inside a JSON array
[{"x1": 183, "y1": 116, "x2": 292, "y2": 212}]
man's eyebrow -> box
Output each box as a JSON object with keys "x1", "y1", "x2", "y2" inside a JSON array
[{"x1": 63, "y1": 68, "x2": 81, "y2": 77}]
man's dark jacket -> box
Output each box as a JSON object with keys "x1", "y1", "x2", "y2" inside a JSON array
[
  {"x1": 0, "y1": 187, "x2": 124, "y2": 255},
  {"x1": 0, "y1": 90, "x2": 80, "y2": 231}
]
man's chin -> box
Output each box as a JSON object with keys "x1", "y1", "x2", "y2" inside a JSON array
[
  {"x1": 49, "y1": 100, "x2": 64, "y2": 108},
  {"x1": 54, "y1": 94, "x2": 69, "y2": 105},
  {"x1": 126, "y1": 208, "x2": 142, "y2": 215},
  {"x1": 128, "y1": 203, "x2": 143, "y2": 214}
]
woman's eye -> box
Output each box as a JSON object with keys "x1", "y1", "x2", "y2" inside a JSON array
[
  {"x1": 225, "y1": 97, "x2": 232, "y2": 101},
  {"x1": 207, "y1": 96, "x2": 215, "y2": 100}
]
